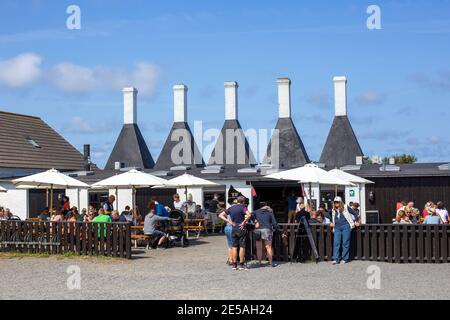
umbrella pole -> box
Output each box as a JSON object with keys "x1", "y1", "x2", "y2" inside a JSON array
[
  {"x1": 77, "y1": 188, "x2": 80, "y2": 210},
  {"x1": 308, "y1": 182, "x2": 313, "y2": 212},
  {"x1": 132, "y1": 186, "x2": 136, "y2": 213},
  {"x1": 116, "y1": 187, "x2": 119, "y2": 211},
  {"x1": 50, "y1": 184, "x2": 54, "y2": 214},
  {"x1": 335, "y1": 185, "x2": 338, "y2": 198}
]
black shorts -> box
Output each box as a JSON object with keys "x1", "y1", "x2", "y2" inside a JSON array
[{"x1": 231, "y1": 229, "x2": 247, "y2": 248}]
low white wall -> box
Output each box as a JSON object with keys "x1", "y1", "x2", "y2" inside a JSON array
[{"x1": 0, "y1": 182, "x2": 29, "y2": 220}]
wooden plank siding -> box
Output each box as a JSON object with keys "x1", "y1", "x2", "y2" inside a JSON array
[
  {"x1": 0, "y1": 221, "x2": 131, "y2": 259},
  {"x1": 247, "y1": 223, "x2": 450, "y2": 264}
]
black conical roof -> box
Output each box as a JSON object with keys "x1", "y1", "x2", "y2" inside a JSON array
[
  {"x1": 319, "y1": 116, "x2": 363, "y2": 168},
  {"x1": 105, "y1": 124, "x2": 155, "y2": 170},
  {"x1": 263, "y1": 117, "x2": 310, "y2": 169},
  {"x1": 154, "y1": 122, "x2": 204, "y2": 170},
  {"x1": 207, "y1": 119, "x2": 256, "y2": 169}
]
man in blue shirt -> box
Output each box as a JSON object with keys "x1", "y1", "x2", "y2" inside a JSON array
[{"x1": 224, "y1": 196, "x2": 251, "y2": 270}]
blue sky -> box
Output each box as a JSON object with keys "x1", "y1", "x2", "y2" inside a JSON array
[{"x1": 0, "y1": 0, "x2": 449, "y2": 168}]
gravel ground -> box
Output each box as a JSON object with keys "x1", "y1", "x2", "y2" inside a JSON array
[{"x1": 1, "y1": 234, "x2": 450, "y2": 300}]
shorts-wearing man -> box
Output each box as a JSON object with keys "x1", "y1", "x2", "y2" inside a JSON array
[{"x1": 225, "y1": 196, "x2": 251, "y2": 270}]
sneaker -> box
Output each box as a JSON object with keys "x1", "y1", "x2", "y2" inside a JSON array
[
  {"x1": 343, "y1": 261, "x2": 350, "y2": 264},
  {"x1": 332, "y1": 260, "x2": 340, "y2": 265},
  {"x1": 269, "y1": 263, "x2": 277, "y2": 268},
  {"x1": 238, "y1": 264, "x2": 247, "y2": 271},
  {"x1": 231, "y1": 263, "x2": 238, "y2": 271}
]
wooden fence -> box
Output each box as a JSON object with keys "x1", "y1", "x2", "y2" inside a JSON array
[
  {"x1": 247, "y1": 223, "x2": 450, "y2": 264},
  {"x1": 0, "y1": 221, "x2": 132, "y2": 259}
]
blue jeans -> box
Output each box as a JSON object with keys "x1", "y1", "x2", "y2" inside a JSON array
[
  {"x1": 333, "y1": 224, "x2": 351, "y2": 262},
  {"x1": 224, "y1": 224, "x2": 233, "y2": 248}
]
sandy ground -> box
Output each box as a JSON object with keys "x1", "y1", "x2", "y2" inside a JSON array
[{"x1": 1, "y1": 234, "x2": 450, "y2": 300}]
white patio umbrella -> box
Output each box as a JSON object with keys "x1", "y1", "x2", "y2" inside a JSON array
[
  {"x1": 265, "y1": 163, "x2": 354, "y2": 209},
  {"x1": 329, "y1": 168, "x2": 374, "y2": 197},
  {"x1": 91, "y1": 169, "x2": 169, "y2": 210},
  {"x1": 13, "y1": 168, "x2": 89, "y2": 213},
  {"x1": 154, "y1": 173, "x2": 218, "y2": 201},
  {"x1": 0, "y1": 186, "x2": 7, "y2": 193}
]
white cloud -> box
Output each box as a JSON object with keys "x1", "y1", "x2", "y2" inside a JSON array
[
  {"x1": 49, "y1": 62, "x2": 160, "y2": 96},
  {"x1": 51, "y1": 63, "x2": 97, "y2": 92},
  {"x1": 0, "y1": 53, "x2": 42, "y2": 88}
]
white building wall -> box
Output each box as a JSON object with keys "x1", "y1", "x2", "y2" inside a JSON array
[
  {"x1": 217, "y1": 180, "x2": 254, "y2": 211},
  {"x1": 109, "y1": 188, "x2": 133, "y2": 212},
  {"x1": 304, "y1": 183, "x2": 320, "y2": 211},
  {"x1": 66, "y1": 188, "x2": 89, "y2": 211},
  {"x1": 176, "y1": 187, "x2": 204, "y2": 207},
  {"x1": 0, "y1": 182, "x2": 29, "y2": 220}
]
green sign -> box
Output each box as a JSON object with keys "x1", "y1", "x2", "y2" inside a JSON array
[{"x1": 349, "y1": 189, "x2": 355, "y2": 197}]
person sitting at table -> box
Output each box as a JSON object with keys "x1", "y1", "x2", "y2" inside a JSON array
[
  {"x1": 84, "y1": 209, "x2": 95, "y2": 222},
  {"x1": 111, "y1": 210, "x2": 120, "y2": 222},
  {"x1": 0, "y1": 207, "x2": 6, "y2": 221},
  {"x1": 183, "y1": 194, "x2": 197, "y2": 218},
  {"x1": 38, "y1": 207, "x2": 50, "y2": 221},
  {"x1": 194, "y1": 204, "x2": 207, "y2": 219},
  {"x1": 173, "y1": 193, "x2": 185, "y2": 211},
  {"x1": 51, "y1": 210, "x2": 65, "y2": 222},
  {"x1": 144, "y1": 200, "x2": 178, "y2": 249},
  {"x1": 119, "y1": 206, "x2": 133, "y2": 223},
  {"x1": 132, "y1": 207, "x2": 143, "y2": 225}
]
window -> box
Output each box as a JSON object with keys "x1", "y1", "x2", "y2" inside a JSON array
[{"x1": 26, "y1": 137, "x2": 41, "y2": 148}]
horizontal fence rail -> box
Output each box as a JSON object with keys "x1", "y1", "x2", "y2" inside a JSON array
[
  {"x1": 247, "y1": 223, "x2": 450, "y2": 264},
  {"x1": 0, "y1": 221, "x2": 132, "y2": 259}
]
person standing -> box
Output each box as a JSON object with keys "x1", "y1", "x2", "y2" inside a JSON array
[
  {"x1": 330, "y1": 196, "x2": 355, "y2": 265},
  {"x1": 219, "y1": 202, "x2": 235, "y2": 265},
  {"x1": 103, "y1": 195, "x2": 116, "y2": 215},
  {"x1": 287, "y1": 191, "x2": 297, "y2": 223},
  {"x1": 252, "y1": 206, "x2": 278, "y2": 267},
  {"x1": 61, "y1": 196, "x2": 71, "y2": 216},
  {"x1": 224, "y1": 196, "x2": 251, "y2": 270}
]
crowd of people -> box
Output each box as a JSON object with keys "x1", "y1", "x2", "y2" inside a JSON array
[{"x1": 394, "y1": 200, "x2": 448, "y2": 225}]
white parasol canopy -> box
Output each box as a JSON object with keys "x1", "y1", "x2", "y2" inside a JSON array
[
  {"x1": 12, "y1": 168, "x2": 89, "y2": 213},
  {"x1": 91, "y1": 169, "x2": 168, "y2": 189},
  {"x1": 0, "y1": 185, "x2": 7, "y2": 193},
  {"x1": 13, "y1": 168, "x2": 89, "y2": 189},
  {"x1": 265, "y1": 163, "x2": 353, "y2": 186},
  {"x1": 265, "y1": 163, "x2": 354, "y2": 209},
  {"x1": 328, "y1": 168, "x2": 374, "y2": 184},
  {"x1": 154, "y1": 173, "x2": 219, "y2": 201},
  {"x1": 92, "y1": 169, "x2": 169, "y2": 210}
]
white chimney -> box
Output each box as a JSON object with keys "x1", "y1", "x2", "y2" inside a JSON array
[
  {"x1": 277, "y1": 78, "x2": 291, "y2": 118},
  {"x1": 333, "y1": 76, "x2": 347, "y2": 117},
  {"x1": 224, "y1": 81, "x2": 238, "y2": 120},
  {"x1": 173, "y1": 84, "x2": 187, "y2": 123},
  {"x1": 123, "y1": 87, "x2": 138, "y2": 124}
]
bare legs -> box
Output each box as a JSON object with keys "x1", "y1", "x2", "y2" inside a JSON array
[
  {"x1": 256, "y1": 240, "x2": 273, "y2": 265},
  {"x1": 232, "y1": 247, "x2": 245, "y2": 264}
]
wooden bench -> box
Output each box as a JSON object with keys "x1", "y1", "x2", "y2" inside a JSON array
[{"x1": 131, "y1": 233, "x2": 154, "y2": 249}]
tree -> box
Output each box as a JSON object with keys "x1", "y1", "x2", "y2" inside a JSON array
[{"x1": 382, "y1": 154, "x2": 417, "y2": 164}]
